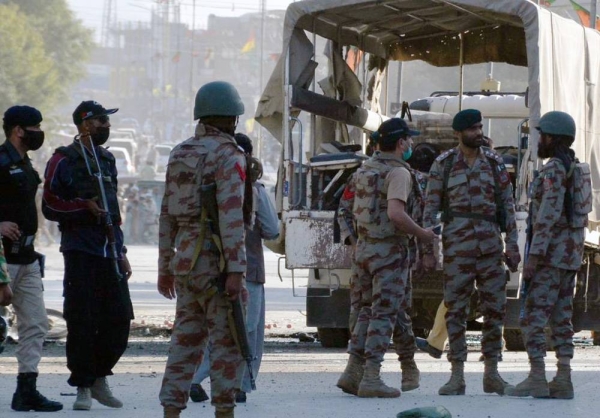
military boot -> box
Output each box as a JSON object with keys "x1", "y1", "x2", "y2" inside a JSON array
[
  {"x1": 11, "y1": 373, "x2": 63, "y2": 412},
  {"x1": 438, "y1": 361, "x2": 466, "y2": 395},
  {"x1": 549, "y1": 358, "x2": 574, "y2": 399},
  {"x1": 483, "y1": 356, "x2": 510, "y2": 395},
  {"x1": 215, "y1": 407, "x2": 234, "y2": 418},
  {"x1": 336, "y1": 354, "x2": 365, "y2": 395},
  {"x1": 164, "y1": 406, "x2": 181, "y2": 418},
  {"x1": 357, "y1": 361, "x2": 401, "y2": 398},
  {"x1": 505, "y1": 358, "x2": 549, "y2": 398},
  {"x1": 91, "y1": 377, "x2": 123, "y2": 408},
  {"x1": 400, "y1": 359, "x2": 420, "y2": 392}
]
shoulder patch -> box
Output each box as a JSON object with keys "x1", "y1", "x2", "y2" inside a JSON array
[
  {"x1": 483, "y1": 148, "x2": 504, "y2": 165},
  {"x1": 436, "y1": 148, "x2": 456, "y2": 162},
  {"x1": 235, "y1": 161, "x2": 246, "y2": 181}
]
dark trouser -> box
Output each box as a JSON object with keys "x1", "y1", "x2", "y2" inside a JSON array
[{"x1": 63, "y1": 251, "x2": 133, "y2": 388}]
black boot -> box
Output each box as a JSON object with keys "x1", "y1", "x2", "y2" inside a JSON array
[{"x1": 11, "y1": 372, "x2": 63, "y2": 412}]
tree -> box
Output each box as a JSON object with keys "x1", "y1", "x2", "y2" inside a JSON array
[
  {"x1": 0, "y1": 0, "x2": 93, "y2": 114},
  {"x1": 0, "y1": 4, "x2": 59, "y2": 112}
]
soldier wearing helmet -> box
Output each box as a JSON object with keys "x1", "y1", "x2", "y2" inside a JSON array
[
  {"x1": 159, "y1": 81, "x2": 248, "y2": 418},
  {"x1": 506, "y1": 111, "x2": 589, "y2": 400}
]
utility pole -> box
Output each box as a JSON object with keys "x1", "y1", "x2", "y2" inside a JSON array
[
  {"x1": 102, "y1": 0, "x2": 117, "y2": 47},
  {"x1": 189, "y1": 0, "x2": 196, "y2": 121},
  {"x1": 257, "y1": 0, "x2": 267, "y2": 158}
]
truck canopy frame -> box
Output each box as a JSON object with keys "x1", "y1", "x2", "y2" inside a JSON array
[{"x1": 256, "y1": 0, "x2": 600, "y2": 223}]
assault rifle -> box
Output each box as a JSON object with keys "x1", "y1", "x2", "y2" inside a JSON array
[
  {"x1": 520, "y1": 170, "x2": 539, "y2": 319},
  {"x1": 201, "y1": 183, "x2": 256, "y2": 390},
  {"x1": 218, "y1": 275, "x2": 257, "y2": 391},
  {"x1": 77, "y1": 134, "x2": 122, "y2": 281}
]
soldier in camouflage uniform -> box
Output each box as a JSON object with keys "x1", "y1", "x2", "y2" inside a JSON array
[
  {"x1": 506, "y1": 111, "x2": 588, "y2": 400},
  {"x1": 158, "y1": 81, "x2": 247, "y2": 418},
  {"x1": 422, "y1": 109, "x2": 520, "y2": 396},
  {"x1": 337, "y1": 118, "x2": 435, "y2": 399}
]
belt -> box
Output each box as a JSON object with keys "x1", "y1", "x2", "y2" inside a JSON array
[
  {"x1": 447, "y1": 211, "x2": 496, "y2": 223},
  {"x1": 359, "y1": 235, "x2": 408, "y2": 245}
]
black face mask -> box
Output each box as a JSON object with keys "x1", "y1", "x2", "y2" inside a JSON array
[
  {"x1": 21, "y1": 129, "x2": 45, "y2": 151},
  {"x1": 91, "y1": 127, "x2": 110, "y2": 146}
]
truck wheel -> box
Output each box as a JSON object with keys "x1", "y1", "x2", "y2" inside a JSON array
[
  {"x1": 317, "y1": 328, "x2": 350, "y2": 348},
  {"x1": 503, "y1": 328, "x2": 525, "y2": 351}
]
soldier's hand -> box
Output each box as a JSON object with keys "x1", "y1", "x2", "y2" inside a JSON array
[
  {"x1": 523, "y1": 254, "x2": 540, "y2": 280},
  {"x1": 422, "y1": 253, "x2": 437, "y2": 272},
  {"x1": 503, "y1": 250, "x2": 521, "y2": 273},
  {"x1": 418, "y1": 228, "x2": 436, "y2": 244},
  {"x1": 84, "y1": 200, "x2": 106, "y2": 217},
  {"x1": 224, "y1": 272, "x2": 243, "y2": 301},
  {"x1": 157, "y1": 274, "x2": 176, "y2": 299},
  {"x1": 0, "y1": 222, "x2": 21, "y2": 242},
  {"x1": 0, "y1": 283, "x2": 12, "y2": 306}
]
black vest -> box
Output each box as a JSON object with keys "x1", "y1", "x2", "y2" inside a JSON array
[{"x1": 55, "y1": 144, "x2": 122, "y2": 225}]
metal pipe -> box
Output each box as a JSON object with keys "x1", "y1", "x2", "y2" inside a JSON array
[
  {"x1": 458, "y1": 33, "x2": 464, "y2": 112},
  {"x1": 290, "y1": 116, "x2": 304, "y2": 209}
]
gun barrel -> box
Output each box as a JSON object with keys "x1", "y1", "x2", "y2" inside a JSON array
[{"x1": 231, "y1": 296, "x2": 256, "y2": 390}]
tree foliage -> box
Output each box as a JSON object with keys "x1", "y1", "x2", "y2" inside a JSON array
[{"x1": 0, "y1": 0, "x2": 93, "y2": 115}]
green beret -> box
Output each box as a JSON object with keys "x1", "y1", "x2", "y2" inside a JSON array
[{"x1": 452, "y1": 109, "x2": 482, "y2": 132}]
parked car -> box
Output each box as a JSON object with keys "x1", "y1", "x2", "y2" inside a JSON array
[
  {"x1": 154, "y1": 144, "x2": 173, "y2": 173},
  {"x1": 108, "y1": 138, "x2": 138, "y2": 168},
  {"x1": 110, "y1": 147, "x2": 135, "y2": 177}
]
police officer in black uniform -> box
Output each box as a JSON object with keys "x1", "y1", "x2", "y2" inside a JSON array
[
  {"x1": 42, "y1": 100, "x2": 132, "y2": 411},
  {"x1": 0, "y1": 106, "x2": 63, "y2": 412}
]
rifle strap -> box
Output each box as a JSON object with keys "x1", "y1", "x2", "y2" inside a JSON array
[{"x1": 441, "y1": 154, "x2": 454, "y2": 222}]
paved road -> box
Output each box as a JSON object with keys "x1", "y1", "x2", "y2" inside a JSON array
[
  {"x1": 1, "y1": 340, "x2": 599, "y2": 418},
  {"x1": 38, "y1": 243, "x2": 309, "y2": 327}
]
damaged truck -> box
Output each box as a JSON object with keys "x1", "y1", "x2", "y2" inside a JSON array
[{"x1": 255, "y1": 0, "x2": 600, "y2": 348}]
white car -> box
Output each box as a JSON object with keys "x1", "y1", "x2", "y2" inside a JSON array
[
  {"x1": 109, "y1": 147, "x2": 135, "y2": 177},
  {"x1": 154, "y1": 144, "x2": 173, "y2": 173}
]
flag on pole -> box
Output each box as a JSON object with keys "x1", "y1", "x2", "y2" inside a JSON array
[
  {"x1": 241, "y1": 32, "x2": 256, "y2": 53},
  {"x1": 569, "y1": 0, "x2": 600, "y2": 28}
]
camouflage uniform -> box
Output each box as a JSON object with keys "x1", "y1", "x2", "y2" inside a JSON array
[
  {"x1": 423, "y1": 146, "x2": 518, "y2": 362},
  {"x1": 159, "y1": 124, "x2": 246, "y2": 411},
  {"x1": 348, "y1": 151, "x2": 412, "y2": 365},
  {"x1": 392, "y1": 169, "x2": 427, "y2": 362},
  {"x1": 521, "y1": 158, "x2": 585, "y2": 359},
  {"x1": 339, "y1": 168, "x2": 426, "y2": 361}
]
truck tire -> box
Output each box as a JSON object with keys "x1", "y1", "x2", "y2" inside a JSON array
[
  {"x1": 503, "y1": 328, "x2": 525, "y2": 351},
  {"x1": 317, "y1": 328, "x2": 350, "y2": 348}
]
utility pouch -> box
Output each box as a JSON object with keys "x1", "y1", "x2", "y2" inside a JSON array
[
  {"x1": 569, "y1": 162, "x2": 592, "y2": 228},
  {"x1": 353, "y1": 170, "x2": 380, "y2": 224}
]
